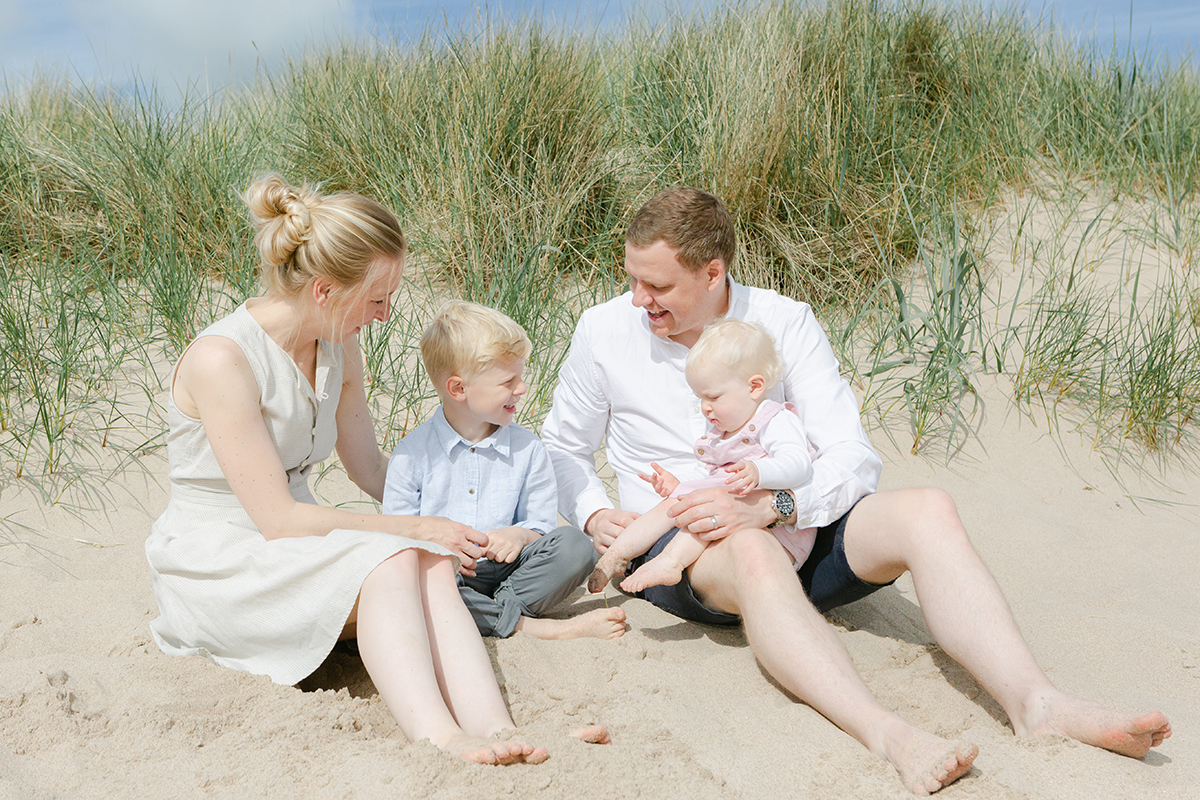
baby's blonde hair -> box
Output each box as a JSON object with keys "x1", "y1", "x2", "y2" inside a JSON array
[
  {"x1": 421, "y1": 300, "x2": 532, "y2": 389},
  {"x1": 242, "y1": 173, "x2": 406, "y2": 300},
  {"x1": 685, "y1": 318, "x2": 784, "y2": 387}
]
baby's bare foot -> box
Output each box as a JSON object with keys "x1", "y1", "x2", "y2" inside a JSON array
[
  {"x1": 885, "y1": 728, "x2": 977, "y2": 796},
  {"x1": 570, "y1": 724, "x2": 611, "y2": 744},
  {"x1": 588, "y1": 552, "x2": 627, "y2": 593},
  {"x1": 620, "y1": 555, "x2": 684, "y2": 593},
  {"x1": 1020, "y1": 693, "x2": 1171, "y2": 757},
  {"x1": 516, "y1": 608, "x2": 627, "y2": 640}
]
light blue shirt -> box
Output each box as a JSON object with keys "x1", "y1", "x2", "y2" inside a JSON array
[{"x1": 382, "y1": 406, "x2": 558, "y2": 536}]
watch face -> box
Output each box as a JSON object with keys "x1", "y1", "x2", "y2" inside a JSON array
[{"x1": 775, "y1": 490, "x2": 795, "y2": 517}]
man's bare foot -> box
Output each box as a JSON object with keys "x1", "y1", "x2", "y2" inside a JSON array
[
  {"x1": 588, "y1": 551, "x2": 627, "y2": 593},
  {"x1": 619, "y1": 555, "x2": 684, "y2": 593},
  {"x1": 882, "y1": 726, "x2": 977, "y2": 796},
  {"x1": 569, "y1": 724, "x2": 611, "y2": 744},
  {"x1": 1018, "y1": 692, "x2": 1171, "y2": 757},
  {"x1": 439, "y1": 732, "x2": 549, "y2": 765},
  {"x1": 515, "y1": 608, "x2": 627, "y2": 640}
]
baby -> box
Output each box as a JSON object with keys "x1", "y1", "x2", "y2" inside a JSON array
[{"x1": 589, "y1": 318, "x2": 817, "y2": 593}]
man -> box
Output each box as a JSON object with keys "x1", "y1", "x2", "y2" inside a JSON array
[{"x1": 541, "y1": 187, "x2": 1171, "y2": 795}]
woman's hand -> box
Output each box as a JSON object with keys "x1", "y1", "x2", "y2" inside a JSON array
[
  {"x1": 666, "y1": 487, "x2": 774, "y2": 541},
  {"x1": 400, "y1": 516, "x2": 489, "y2": 576},
  {"x1": 584, "y1": 508, "x2": 641, "y2": 554}
]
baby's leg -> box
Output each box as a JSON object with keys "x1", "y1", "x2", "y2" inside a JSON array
[
  {"x1": 588, "y1": 501, "x2": 676, "y2": 592},
  {"x1": 620, "y1": 530, "x2": 707, "y2": 592}
]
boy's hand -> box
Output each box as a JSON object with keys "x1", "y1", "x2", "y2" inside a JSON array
[
  {"x1": 483, "y1": 526, "x2": 540, "y2": 563},
  {"x1": 638, "y1": 462, "x2": 681, "y2": 498},
  {"x1": 724, "y1": 461, "x2": 760, "y2": 495}
]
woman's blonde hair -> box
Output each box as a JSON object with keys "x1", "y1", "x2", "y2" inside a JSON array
[
  {"x1": 421, "y1": 300, "x2": 532, "y2": 388},
  {"x1": 242, "y1": 174, "x2": 407, "y2": 298},
  {"x1": 686, "y1": 318, "x2": 784, "y2": 387}
]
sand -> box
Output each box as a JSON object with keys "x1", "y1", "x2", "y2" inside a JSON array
[{"x1": 2, "y1": 198, "x2": 1197, "y2": 798}]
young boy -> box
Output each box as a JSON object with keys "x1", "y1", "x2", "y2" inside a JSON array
[{"x1": 383, "y1": 300, "x2": 626, "y2": 640}]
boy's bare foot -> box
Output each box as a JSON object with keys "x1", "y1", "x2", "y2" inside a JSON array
[
  {"x1": 515, "y1": 608, "x2": 627, "y2": 640},
  {"x1": 1018, "y1": 692, "x2": 1171, "y2": 757},
  {"x1": 883, "y1": 727, "x2": 978, "y2": 795},
  {"x1": 588, "y1": 551, "x2": 627, "y2": 593},
  {"x1": 570, "y1": 724, "x2": 612, "y2": 744},
  {"x1": 439, "y1": 732, "x2": 549, "y2": 765},
  {"x1": 620, "y1": 555, "x2": 684, "y2": 593}
]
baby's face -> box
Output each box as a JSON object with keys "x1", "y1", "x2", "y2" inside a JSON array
[{"x1": 686, "y1": 363, "x2": 762, "y2": 435}]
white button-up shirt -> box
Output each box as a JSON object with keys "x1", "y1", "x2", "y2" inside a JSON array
[
  {"x1": 541, "y1": 279, "x2": 881, "y2": 530},
  {"x1": 383, "y1": 407, "x2": 558, "y2": 536}
]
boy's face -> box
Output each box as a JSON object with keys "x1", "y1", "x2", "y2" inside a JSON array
[
  {"x1": 625, "y1": 240, "x2": 727, "y2": 349},
  {"x1": 686, "y1": 362, "x2": 764, "y2": 436},
  {"x1": 458, "y1": 357, "x2": 527, "y2": 430}
]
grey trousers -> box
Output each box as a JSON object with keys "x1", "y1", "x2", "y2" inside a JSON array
[{"x1": 457, "y1": 525, "x2": 597, "y2": 638}]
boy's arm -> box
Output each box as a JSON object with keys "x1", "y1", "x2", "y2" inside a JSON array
[{"x1": 483, "y1": 432, "x2": 558, "y2": 563}]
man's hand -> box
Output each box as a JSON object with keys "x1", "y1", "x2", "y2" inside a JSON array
[
  {"x1": 667, "y1": 487, "x2": 774, "y2": 541},
  {"x1": 723, "y1": 460, "x2": 760, "y2": 495},
  {"x1": 638, "y1": 462, "x2": 681, "y2": 498},
  {"x1": 483, "y1": 526, "x2": 540, "y2": 564},
  {"x1": 584, "y1": 508, "x2": 641, "y2": 554}
]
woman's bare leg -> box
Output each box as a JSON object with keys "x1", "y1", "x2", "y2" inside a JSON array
[
  {"x1": 688, "y1": 530, "x2": 976, "y2": 794},
  {"x1": 354, "y1": 550, "x2": 546, "y2": 764},
  {"x1": 844, "y1": 488, "x2": 1171, "y2": 757}
]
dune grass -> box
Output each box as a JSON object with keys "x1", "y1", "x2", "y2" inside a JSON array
[{"x1": 1, "y1": 0, "x2": 1198, "y2": 494}]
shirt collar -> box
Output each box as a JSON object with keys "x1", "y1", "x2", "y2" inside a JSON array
[{"x1": 430, "y1": 406, "x2": 512, "y2": 457}]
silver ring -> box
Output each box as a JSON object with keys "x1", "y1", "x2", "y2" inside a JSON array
[{"x1": 710, "y1": 515, "x2": 718, "y2": 530}]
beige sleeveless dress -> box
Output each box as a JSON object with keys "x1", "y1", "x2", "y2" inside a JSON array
[{"x1": 145, "y1": 304, "x2": 453, "y2": 685}]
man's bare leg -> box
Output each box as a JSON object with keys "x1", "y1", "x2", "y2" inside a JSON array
[
  {"x1": 589, "y1": 501, "x2": 676, "y2": 592},
  {"x1": 621, "y1": 530, "x2": 707, "y2": 592},
  {"x1": 843, "y1": 488, "x2": 1171, "y2": 757},
  {"x1": 687, "y1": 531, "x2": 977, "y2": 794},
  {"x1": 514, "y1": 608, "x2": 628, "y2": 640}
]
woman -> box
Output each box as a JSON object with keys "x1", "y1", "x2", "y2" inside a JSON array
[{"x1": 146, "y1": 175, "x2": 571, "y2": 764}]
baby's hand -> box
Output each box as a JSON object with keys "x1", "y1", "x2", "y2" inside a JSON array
[
  {"x1": 724, "y1": 461, "x2": 760, "y2": 495},
  {"x1": 484, "y1": 526, "x2": 539, "y2": 563},
  {"x1": 638, "y1": 462, "x2": 681, "y2": 498}
]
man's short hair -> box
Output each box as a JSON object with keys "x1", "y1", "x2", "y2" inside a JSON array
[
  {"x1": 625, "y1": 187, "x2": 736, "y2": 273},
  {"x1": 420, "y1": 300, "x2": 532, "y2": 387},
  {"x1": 686, "y1": 318, "x2": 784, "y2": 388}
]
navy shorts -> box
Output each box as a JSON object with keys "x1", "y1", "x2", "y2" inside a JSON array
[{"x1": 626, "y1": 500, "x2": 892, "y2": 626}]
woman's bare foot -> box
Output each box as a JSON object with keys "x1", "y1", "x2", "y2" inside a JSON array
[
  {"x1": 570, "y1": 724, "x2": 612, "y2": 744},
  {"x1": 1018, "y1": 692, "x2": 1171, "y2": 757},
  {"x1": 439, "y1": 732, "x2": 548, "y2": 765},
  {"x1": 588, "y1": 551, "x2": 628, "y2": 593},
  {"x1": 881, "y1": 726, "x2": 977, "y2": 796},
  {"x1": 515, "y1": 608, "x2": 627, "y2": 640},
  {"x1": 620, "y1": 554, "x2": 684, "y2": 593}
]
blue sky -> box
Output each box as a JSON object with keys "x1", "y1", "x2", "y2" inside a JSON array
[{"x1": 0, "y1": 1, "x2": 1195, "y2": 93}]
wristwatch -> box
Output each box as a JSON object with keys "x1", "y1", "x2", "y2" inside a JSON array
[{"x1": 768, "y1": 490, "x2": 796, "y2": 529}]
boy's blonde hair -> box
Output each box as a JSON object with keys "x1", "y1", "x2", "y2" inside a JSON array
[
  {"x1": 685, "y1": 318, "x2": 784, "y2": 387},
  {"x1": 421, "y1": 300, "x2": 532, "y2": 388}
]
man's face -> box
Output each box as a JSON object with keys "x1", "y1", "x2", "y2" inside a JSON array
[{"x1": 624, "y1": 240, "x2": 725, "y2": 348}]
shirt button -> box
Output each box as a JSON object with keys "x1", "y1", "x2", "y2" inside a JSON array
[
  {"x1": 697, "y1": 448, "x2": 705, "y2": 455},
  {"x1": 470, "y1": 447, "x2": 475, "y2": 453},
  {"x1": 742, "y1": 438, "x2": 751, "y2": 444},
  {"x1": 468, "y1": 488, "x2": 475, "y2": 494},
  {"x1": 749, "y1": 424, "x2": 756, "y2": 431}
]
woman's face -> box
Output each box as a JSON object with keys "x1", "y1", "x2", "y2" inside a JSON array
[{"x1": 327, "y1": 255, "x2": 405, "y2": 341}]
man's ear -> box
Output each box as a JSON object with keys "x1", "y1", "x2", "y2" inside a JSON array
[
  {"x1": 704, "y1": 259, "x2": 726, "y2": 292},
  {"x1": 748, "y1": 374, "x2": 766, "y2": 399},
  {"x1": 445, "y1": 375, "x2": 467, "y2": 401}
]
